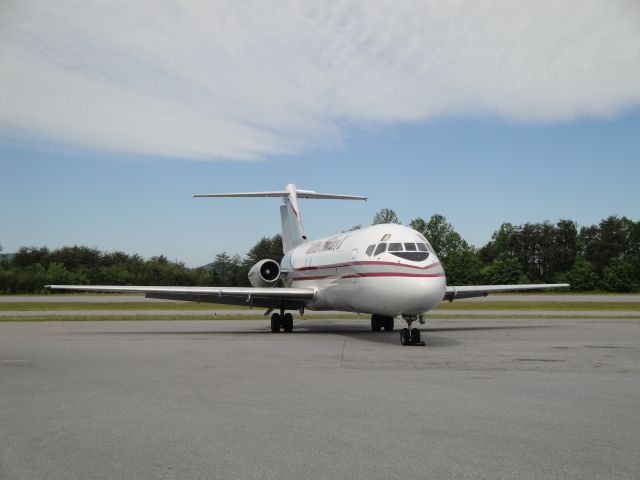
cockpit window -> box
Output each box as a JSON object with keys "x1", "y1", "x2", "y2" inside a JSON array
[
  {"x1": 373, "y1": 243, "x2": 387, "y2": 256},
  {"x1": 388, "y1": 243, "x2": 403, "y2": 252},
  {"x1": 380, "y1": 234, "x2": 391, "y2": 241},
  {"x1": 417, "y1": 243, "x2": 428, "y2": 252},
  {"x1": 391, "y1": 251, "x2": 429, "y2": 261},
  {"x1": 365, "y1": 244, "x2": 375, "y2": 256},
  {"x1": 404, "y1": 243, "x2": 417, "y2": 251}
]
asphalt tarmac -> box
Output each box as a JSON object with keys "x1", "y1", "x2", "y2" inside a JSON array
[{"x1": 1, "y1": 317, "x2": 639, "y2": 480}]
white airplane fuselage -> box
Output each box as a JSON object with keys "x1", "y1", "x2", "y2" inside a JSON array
[{"x1": 280, "y1": 223, "x2": 446, "y2": 316}]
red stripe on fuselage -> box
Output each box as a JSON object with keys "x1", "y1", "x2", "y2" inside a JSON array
[
  {"x1": 293, "y1": 261, "x2": 441, "y2": 272},
  {"x1": 341, "y1": 272, "x2": 444, "y2": 279},
  {"x1": 289, "y1": 272, "x2": 445, "y2": 281}
]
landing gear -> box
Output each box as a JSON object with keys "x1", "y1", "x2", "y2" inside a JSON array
[
  {"x1": 383, "y1": 317, "x2": 394, "y2": 331},
  {"x1": 270, "y1": 312, "x2": 281, "y2": 333},
  {"x1": 371, "y1": 316, "x2": 382, "y2": 332},
  {"x1": 371, "y1": 315, "x2": 394, "y2": 332},
  {"x1": 399, "y1": 315, "x2": 425, "y2": 346},
  {"x1": 282, "y1": 313, "x2": 293, "y2": 333},
  {"x1": 270, "y1": 310, "x2": 294, "y2": 333},
  {"x1": 410, "y1": 328, "x2": 421, "y2": 344},
  {"x1": 400, "y1": 328, "x2": 411, "y2": 345}
]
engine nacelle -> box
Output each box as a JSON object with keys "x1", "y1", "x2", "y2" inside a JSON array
[{"x1": 248, "y1": 259, "x2": 281, "y2": 288}]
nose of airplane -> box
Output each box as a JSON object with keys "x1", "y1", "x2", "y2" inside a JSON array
[{"x1": 370, "y1": 275, "x2": 446, "y2": 315}]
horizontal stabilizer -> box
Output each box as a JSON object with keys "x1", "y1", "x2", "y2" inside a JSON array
[
  {"x1": 194, "y1": 183, "x2": 366, "y2": 253},
  {"x1": 194, "y1": 190, "x2": 367, "y2": 201}
]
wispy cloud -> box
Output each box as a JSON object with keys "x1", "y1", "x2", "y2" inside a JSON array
[{"x1": 1, "y1": 1, "x2": 639, "y2": 160}]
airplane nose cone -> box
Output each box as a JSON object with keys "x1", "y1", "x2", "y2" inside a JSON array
[{"x1": 361, "y1": 276, "x2": 446, "y2": 315}]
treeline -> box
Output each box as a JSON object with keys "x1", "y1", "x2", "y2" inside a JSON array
[
  {"x1": 0, "y1": 237, "x2": 283, "y2": 294},
  {"x1": 0, "y1": 213, "x2": 638, "y2": 293},
  {"x1": 404, "y1": 214, "x2": 639, "y2": 292}
]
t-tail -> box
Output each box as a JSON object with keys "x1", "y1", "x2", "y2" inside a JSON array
[{"x1": 194, "y1": 184, "x2": 367, "y2": 253}]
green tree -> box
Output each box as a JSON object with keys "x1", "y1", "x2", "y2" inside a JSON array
[
  {"x1": 12, "y1": 246, "x2": 51, "y2": 268},
  {"x1": 0, "y1": 263, "x2": 10, "y2": 293},
  {"x1": 480, "y1": 220, "x2": 578, "y2": 283},
  {"x1": 409, "y1": 214, "x2": 469, "y2": 261},
  {"x1": 601, "y1": 258, "x2": 636, "y2": 292},
  {"x1": 444, "y1": 248, "x2": 482, "y2": 286},
  {"x1": 481, "y1": 258, "x2": 528, "y2": 285},
  {"x1": 410, "y1": 214, "x2": 481, "y2": 285},
  {"x1": 244, "y1": 235, "x2": 284, "y2": 266},
  {"x1": 579, "y1": 216, "x2": 639, "y2": 272},
  {"x1": 50, "y1": 246, "x2": 101, "y2": 270},
  {"x1": 561, "y1": 256, "x2": 599, "y2": 291},
  {"x1": 210, "y1": 252, "x2": 241, "y2": 286},
  {"x1": 553, "y1": 220, "x2": 578, "y2": 273},
  {"x1": 46, "y1": 262, "x2": 71, "y2": 285},
  {"x1": 15, "y1": 264, "x2": 47, "y2": 293},
  {"x1": 372, "y1": 208, "x2": 401, "y2": 225}
]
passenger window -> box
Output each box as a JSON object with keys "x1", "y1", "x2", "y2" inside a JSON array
[
  {"x1": 374, "y1": 243, "x2": 387, "y2": 256},
  {"x1": 365, "y1": 244, "x2": 375, "y2": 256},
  {"x1": 404, "y1": 243, "x2": 417, "y2": 251},
  {"x1": 417, "y1": 243, "x2": 428, "y2": 252},
  {"x1": 388, "y1": 243, "x2": 403, "y2": 252}
]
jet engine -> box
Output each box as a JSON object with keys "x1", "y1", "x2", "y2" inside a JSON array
[{"x1": 248, "y1": 259, "x2": 281, "y2": 288}]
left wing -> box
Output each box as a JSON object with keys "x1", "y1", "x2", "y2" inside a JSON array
[
  {"x1": 46, "y1": 285, "x2": 316, "y2": 310},
  {"x1": 444, "y1": 283, "x2": 569, "y2": 301}
]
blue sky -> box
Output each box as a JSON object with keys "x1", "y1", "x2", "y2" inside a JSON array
[
  {"x1": 3, "y1": 109, "x2": 639, "y2": 266},
  {"x1": 1, "y1": 1, "x2": 639, "y2": 266}
]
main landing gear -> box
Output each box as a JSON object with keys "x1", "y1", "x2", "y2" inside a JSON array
[
  {"x1": 370, "y1": 314, "x2": 394, "y2": 332},
  {"x1": 399, "y1": 314, "x2": 426, "y2": 346},
  {"x1": 270, "y1": 310, "x2": 293, "y2": 333}
]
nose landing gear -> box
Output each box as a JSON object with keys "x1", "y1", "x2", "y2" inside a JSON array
[{"x1": 400, "y1": 315, "x2": 425, "y2": 346}]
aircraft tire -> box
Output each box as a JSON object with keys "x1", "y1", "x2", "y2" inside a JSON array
[
  {"x1": 410, "y1": 328, "x2": 421, "y2": 344},
  {"x1": 270, "y1": 313, "x2": 281, "y2": 333},
  {"x1": 283, "y1": 313, "x2": 294, "y2": 333},
  {"x1": 382, "y1": 316, "x2": 394, "y2": 331},
  {"x1": 371, "y1": 315, "x2": 382, "y2": 332},
  {"x1": 400, "y1": 328, "x2": 411, "y2": 346}
]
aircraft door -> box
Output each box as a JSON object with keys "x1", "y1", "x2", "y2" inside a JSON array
[{"x1": 349, "y1": 249, "x2": 358, "y2": 284}]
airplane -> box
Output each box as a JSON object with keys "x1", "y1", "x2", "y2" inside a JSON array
[{"x1": 48, "y1": 184, "x2": 569, "y2": 346}]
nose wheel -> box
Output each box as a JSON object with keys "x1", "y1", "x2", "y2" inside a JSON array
[{"x1": 399, "y1": 315, "x2": 425, "y2": 346}]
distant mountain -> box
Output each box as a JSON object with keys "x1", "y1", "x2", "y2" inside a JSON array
[{"x1": 196, "y1": 263, "x2": 215, "y2": 272}]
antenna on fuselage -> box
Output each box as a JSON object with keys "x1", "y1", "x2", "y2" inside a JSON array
[{"x1": 194, "y1": 184, "x2": 367, "y2": 253}]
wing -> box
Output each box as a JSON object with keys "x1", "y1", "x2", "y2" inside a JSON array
[
  {"x1": 444, "y1": 283, "x2": 569, "y2": 301},
  {"x1": 46, "y1": 285, "x2": 316, "y2": 310}
]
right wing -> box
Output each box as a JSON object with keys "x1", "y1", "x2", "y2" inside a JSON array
[
  {"x1": 444, "y1": 283, "x2": 569, "y2": 301},
  {"x1": 46, "y1": 285, "x2": 316, "y2": 310}
]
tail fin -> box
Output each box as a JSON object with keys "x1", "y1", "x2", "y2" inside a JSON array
[{"x1": 194, "y1": 184, "x2": 367, "y2": 253}]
